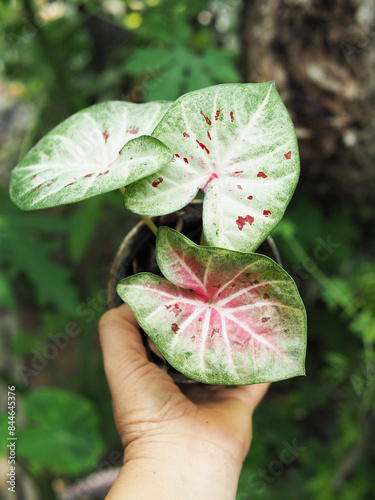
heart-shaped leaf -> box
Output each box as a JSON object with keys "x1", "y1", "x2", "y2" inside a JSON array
[
  {"x1": 117, "y1": 227, "x2": 306, "y2": 385},
  {"x1": 17, "y1": 387, "x2": 104, "y2": 475},
  {"x1": 124, "y1": 82, "x2": 299, "y2": 252},
  {"x1": 10, "y1": 101, "x2": 173, "y2": 210}
]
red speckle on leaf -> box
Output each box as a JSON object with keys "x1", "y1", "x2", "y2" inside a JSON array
[
  {"x1": 84, "y1": 173, "x2": 94, "y2": 178},
  {"x1": 263, "y1": 293, "x2": 270, "y2": 299},
  {"x1": 207, "y1": 131, "x2": 212, "y2": 140},
  {"x1": 183, "y1": 132, "x2": 190, "y2": 138},
  {"x1": 183, "y1": 158, "x2": 189, "y2": 164},
  {"x1": 234, "y1": 170, "x2": 243, "y2": 174},
  {"x1": 103, "y1": 130, "x2": 109, "y2": 143},
  {"x1": 236, "y1": 215, "x2": 254, "y2": 230},
  {"x1": 263, "y1": 210, "x2": 271, "y2": 217},
  {"x1": 97, "y1": 173, "x2": 103, "y2": 177},
  {"x1": 237, "y1": 185, "x2": 242, "y2": 190},
  {"x1": 247, "y1": 195, "x2": 253, "y2": 200},
  {"x1": 191, "y1": 335, "x2": 196, "y2": 341},
  {"x1": 167, "y1": 303, "x2": 181, "y2": 316},
  {"x1": 215, "y1": 110, "x2": 221, "y2": 120},
  {"x1": 103, "y1": 170, "x2": 109, "y2": 175},
  {"x1": 284, "y1": 151, "x2": 292, "y2": 159},
  {"x1": 65, "y1": 182, "x2": 74, "y2": 187},
  {"x1": 152, "y1": 177, "x2": 163, "y2": 188},
  {"x1": 257, "y1": 171, "x2": 267, "y2": 178},
  {"x1": 175, "y1": 154, "x2": 180, "y2": 158},
  {"x1": 196, "y1": 140, "x2": 210, "y2": 154},
  {"x1": 210, "y1": 327, "x2": 219, "y2": 338},
  {"x1": 200, "y1": 111, "x2": 212, "y2": 125},
  {"x1": 250, "y1": 280, "x2": 259, "y2": 285},
  {"x1": 230, "y1": 111, "x2": 234, "y2": 122},
  {"x1": 31, "y1": 174, "x2": 37, "y2": 180},
  {"x1": 126, "y1": 126, "x2": 139, "y2": 135},
  {"x1": 171, "y1": 323, "x2": 179, "y2": 333},
  {"x1": 262, "y1": 317, "x2": 270, "y2": 323},
  {"x1": 33, "y1": 184, "x2": 42, "y2": 191},
  {"x1": 198, "y1": 317, "x2": 203, "y2": 322}
]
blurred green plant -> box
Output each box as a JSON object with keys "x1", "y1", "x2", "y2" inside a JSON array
[
  {"x1": 0, "y1": 388, "x2": 105, "y2": 499},
  {"x1": 122, "y1": 0, "x2": 241, "y2": 100},
  {"x1": 17, "y1": 387, "x2": 104, "y2": 475},
  {"x1": 0, "y1": 190, "x2": 78, "y2": 314}
]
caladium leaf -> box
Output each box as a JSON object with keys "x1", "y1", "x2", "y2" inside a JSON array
[
  {"x1": 117, "y1": 227, "x2": 306, "y2": 385},
  {"x1": 124, "y1": 82, "x2": 299, "y2": 252},
  {"x1": 10, "y1": 101, "x2": 173, "y2": 210}
]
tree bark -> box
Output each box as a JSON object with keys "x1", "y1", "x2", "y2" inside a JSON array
[{"x1": 242, "y1": 0, "x2": 375, "y2": 207}]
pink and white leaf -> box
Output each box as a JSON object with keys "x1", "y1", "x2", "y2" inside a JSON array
[{"x1": 117, "y1": 227, "x2": 306, "y2": 385}]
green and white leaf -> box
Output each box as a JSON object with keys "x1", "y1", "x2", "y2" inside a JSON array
[
  {"x1": 124, "y1": 83, "x2": 299, "y2": 252},
  {"x1": 117, "y1": 227, "x2": 306, "y2": 385},
  {"x1": 10, "y1": 101, "x2": 173, "y2": 210}
]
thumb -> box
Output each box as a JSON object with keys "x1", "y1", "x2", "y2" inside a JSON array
[{"x1": 99, "y1": 303, "x2": 177, "y2": 416}]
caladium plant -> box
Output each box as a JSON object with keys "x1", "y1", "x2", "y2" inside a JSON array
[
  {"x1": 9, "y1": 82, "x2": 307, "y2": 385},
  {"x1": 10, "y1": 101, "x2": 173, "y2": 210},
  {"x1": 117, "y1": 227, "x2": 306, "y2": 385},
  {"x1": 124, "y1": 82, "x2": 299, "y2": 252}
]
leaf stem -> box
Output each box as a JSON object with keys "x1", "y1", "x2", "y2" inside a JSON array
[
  {"x1": 200, "y1": 228, "x2": 207, "y2": 246},
  {"x1": 118, "y1": 188, "x2": 157, "y2": 235},
  {"x1": 141, "y1": 215, "x2": 158, "y2": 236}
]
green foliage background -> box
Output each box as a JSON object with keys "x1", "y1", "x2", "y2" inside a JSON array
[{"x1": 0, "y1": 1, "x2": 374, "y2": 499}]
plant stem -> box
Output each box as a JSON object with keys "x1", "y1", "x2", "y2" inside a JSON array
[
  {"x1": 141, "y1": 215, "x2": 158, "y2": 236},
  {"x1": 200, "y1": 229, "x2": 207, "y2": 246},
  {"x1": 118, "y1": 188, "x2": 157, "y2": 235}
]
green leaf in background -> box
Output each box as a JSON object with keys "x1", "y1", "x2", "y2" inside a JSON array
[
  {"x1": 201, "y1": 49, "x2": 240, "y2": 83},
  {"x1": 0, "y1": 193, "x2": 78, "y2": 314},
  {"x1": 123, "y1": 46, "x2": 241, "y2": 101},
  {"x1": 0, "y1": 272, "x2": 15, "y2": 309},
  {"x1": 17, "y1": 387, "x2": 104, "y2": 476},
  {"x1": 10, "y1": 101, "x2": 173, "y2": 210},
  {"x1": 68, "y1": 197, "x2": 102, "y2": 263}
]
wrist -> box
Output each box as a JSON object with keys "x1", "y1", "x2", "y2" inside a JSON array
[{"x1": 107, "y1": 436, "x2": 242, "y2": 500}]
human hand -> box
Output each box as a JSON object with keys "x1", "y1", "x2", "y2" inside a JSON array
[{"x1": 99, "y1": 304, "x2": 269, "y2": 500}]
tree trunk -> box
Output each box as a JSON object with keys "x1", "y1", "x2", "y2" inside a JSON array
[{"x1": 242, "y1": 0, "x2": 375, "y2": 207}]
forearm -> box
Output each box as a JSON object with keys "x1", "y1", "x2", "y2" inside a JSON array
[{"x1": 106, "y1": 439, "x2": 242, "y2": 500}]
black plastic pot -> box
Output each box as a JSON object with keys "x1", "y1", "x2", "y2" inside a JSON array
[{"x1": 107, "y1": 202, "x2": 282, "y2": 384}]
